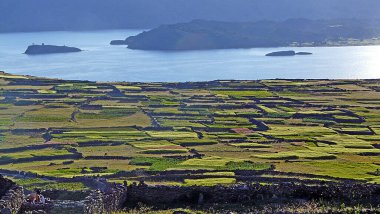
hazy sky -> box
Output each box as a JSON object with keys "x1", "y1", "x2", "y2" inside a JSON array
[{"x1": 1, "y1": 0, "x2": 379, "y2": 32}]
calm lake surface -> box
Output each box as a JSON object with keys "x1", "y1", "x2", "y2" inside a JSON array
[{"x1": 0, "y1": 30, "x2": 379, "y2": 82}]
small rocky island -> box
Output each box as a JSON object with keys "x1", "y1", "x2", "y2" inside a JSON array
[
  {"x1": 110, "y1": 40, "x2": 128, "y2": 45},
  {"x1": 24, "y1": 44, "x2": 82, "y2": 55},
  {"x1": 265, "y1": 50, "x2": 312, "y2": 56},
  {"x1": 295, "y1": 52, "x2": 313, "y2": 55}
]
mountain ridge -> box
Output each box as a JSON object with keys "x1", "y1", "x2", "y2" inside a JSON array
[
  {"x1": 124, "y1": 19, "x2": 380, "y2": 50},
  {"x1": 1, "y1": 0, "x2": 380, "y2": 32}
]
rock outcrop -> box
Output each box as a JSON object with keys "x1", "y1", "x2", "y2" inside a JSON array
[
  {"x1": 0, "y1": 176, "x2": 24, "y2": 214},
  {"x1": 110, "y1": 40, "x2": 128, "y2": 45},
  {"x1": 24, "y1": 44, "x2": 82, "y2": 55}
]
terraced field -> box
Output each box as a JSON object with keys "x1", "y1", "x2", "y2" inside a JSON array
[{"x1": 1, "y1": 71, "x2": 380, "y2": 190}]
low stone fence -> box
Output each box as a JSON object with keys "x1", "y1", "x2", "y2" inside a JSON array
[
  {"x1": 125, "y1": 182, "x2": 380, "y2": 208},
  {"x1": 84, "y1": 156, "x2": 132, "y2": 160},
  {"x1": 21, "y1": 184, "x2": 127, "y2": 214},
  {"x1": 41, "y1": 189, "x2": 90, "y2": 201},
  {"x1": 0, "y1": 176, "x2": 24, "y2": 214},
  {"x1": 21, "y1": 200, "x2": 85, "y2": 214},
  {"x1": 84, "y1": 185, "x2": 127, "y2": 214},
  {"x1": 0, "y1": 153, "x2": 82, "y2": 165}
]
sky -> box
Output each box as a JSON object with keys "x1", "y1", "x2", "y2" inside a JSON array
[{"x1": 1, "y1": 0, "x2": 380, "y2": 32}]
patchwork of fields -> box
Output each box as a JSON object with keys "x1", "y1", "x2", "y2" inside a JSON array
[{"x1": 1, "y1": 71, "x2": 380, "y2": 190}]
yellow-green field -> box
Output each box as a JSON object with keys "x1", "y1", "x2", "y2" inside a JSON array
[{"x1": 1, "y1": 71, "x2": 380, "y2": 189}]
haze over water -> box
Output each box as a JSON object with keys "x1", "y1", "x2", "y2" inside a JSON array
[{"x1": 0, "y1": 30, "x2": 379, "y2": 82}]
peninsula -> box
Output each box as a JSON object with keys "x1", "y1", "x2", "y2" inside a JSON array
[
  {"x1": 110, "y1": 40, "x2": 128, "y2": 45},
  {"x1": 124, "y1": 19, "x2": 380, "y2": 50}
]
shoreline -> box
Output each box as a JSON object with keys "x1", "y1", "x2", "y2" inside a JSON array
[{"x1": 1, "y1": 71, "x2": 380, "y2": 84}]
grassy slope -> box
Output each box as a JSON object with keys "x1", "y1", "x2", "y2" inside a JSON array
[{"x1": 1, "y1": 72, "x2": 380, "y2": 188}]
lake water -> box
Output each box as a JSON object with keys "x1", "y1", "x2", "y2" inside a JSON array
[{"x1": 0, "y1": 30, "x2": 379, "y2": 82}]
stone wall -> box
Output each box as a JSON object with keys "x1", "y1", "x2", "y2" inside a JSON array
[
  {"x1": 0, "y1": 176, "x2": 13, "y2": 197},
  {"x1": 21, "y1": 184, "x2": 127, "y2": 214},
  {"x1": 0, "y1": 176, "x2": 24, "y2": 214},
  {"x1": 41, "y1": 189, "x2": 90, "y2": 201},
  {"x1": 21, "y1": 200, "x2": 85, "y2": 214},
  {"x1": 84, "y1": 184, "x2": 127, "y2": 214},
  {"x1": 126, "y1": 182, "x2": 380, "y2": 208},
  {"x1": 0, "y1": 172, "x2": 128, "y2": 214}
]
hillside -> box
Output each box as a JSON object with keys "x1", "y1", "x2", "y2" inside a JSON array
[
  {"x1": 125, "y1": 19, "x2": 380, "y2": 50},
  {"x1": 0, "y1": 71, "x2": 380, "y2": 191}
]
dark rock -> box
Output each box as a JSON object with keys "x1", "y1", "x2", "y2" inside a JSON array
[
  {"x1": 173, "y1": 211, "x2": 191, "y2": 214},
  {"x1": 0, "y1": 177, "x2": 23, "y2": 214},
  {"x1": 31, "y1": 210, "x2": 47, "y2": 214},
  {"x1": 62, "y1": 161, "x2": 74, "y2": 165},
  {"x1": 1, "y1": 208, "x2": 11, "y2": 214},
  {"x1": 25, "y1": 44, "x2": 81, "y2": 55},
  {"x1": 197, "y1": 192, "x2": 204, "y2": 204},
  {"x1": 110, "y1": 40, "x2": 128, "y2": 45},
  {"x1": 89, "y1": 167, "x2": 107, "y2": 173},
  {"x1": 265, "y1": 51, "x2": 296, "y2": 56},
  {"x1": 296, "y1": 52, "x2": 312, "y2": 55}
]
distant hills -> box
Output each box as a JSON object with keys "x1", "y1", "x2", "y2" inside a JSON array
[
  {"x1": 125, "y1": 19, "x2": 380, "y2": 50},
  {"x1": 1, "y1": 0, "x2": 380, "y2": 32}
]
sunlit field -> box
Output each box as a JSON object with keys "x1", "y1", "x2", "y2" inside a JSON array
[{"x1": 1, "y1": 72, "x2": 380, "y2": 190}]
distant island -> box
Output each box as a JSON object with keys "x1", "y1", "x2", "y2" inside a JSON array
[
  {"x1": 110, "y1": 40, "x2": 128, "y2": 45},
  {"x1": 265, "y1": 50, "x2": 312, "y2": 56},
  {"x1": 124, "y1": 19, "x2": 380, "y2": 50},
  {"x1": 295, "y1": 52, "x2": 313, "y2": 55},
  {"x1": 24, "y1": 44, "x2": 82, "y2": 55}
]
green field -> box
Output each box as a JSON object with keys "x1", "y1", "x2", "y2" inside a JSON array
[{"x1": 1, "y1": 71, "x2": 380, "y2": 189}]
